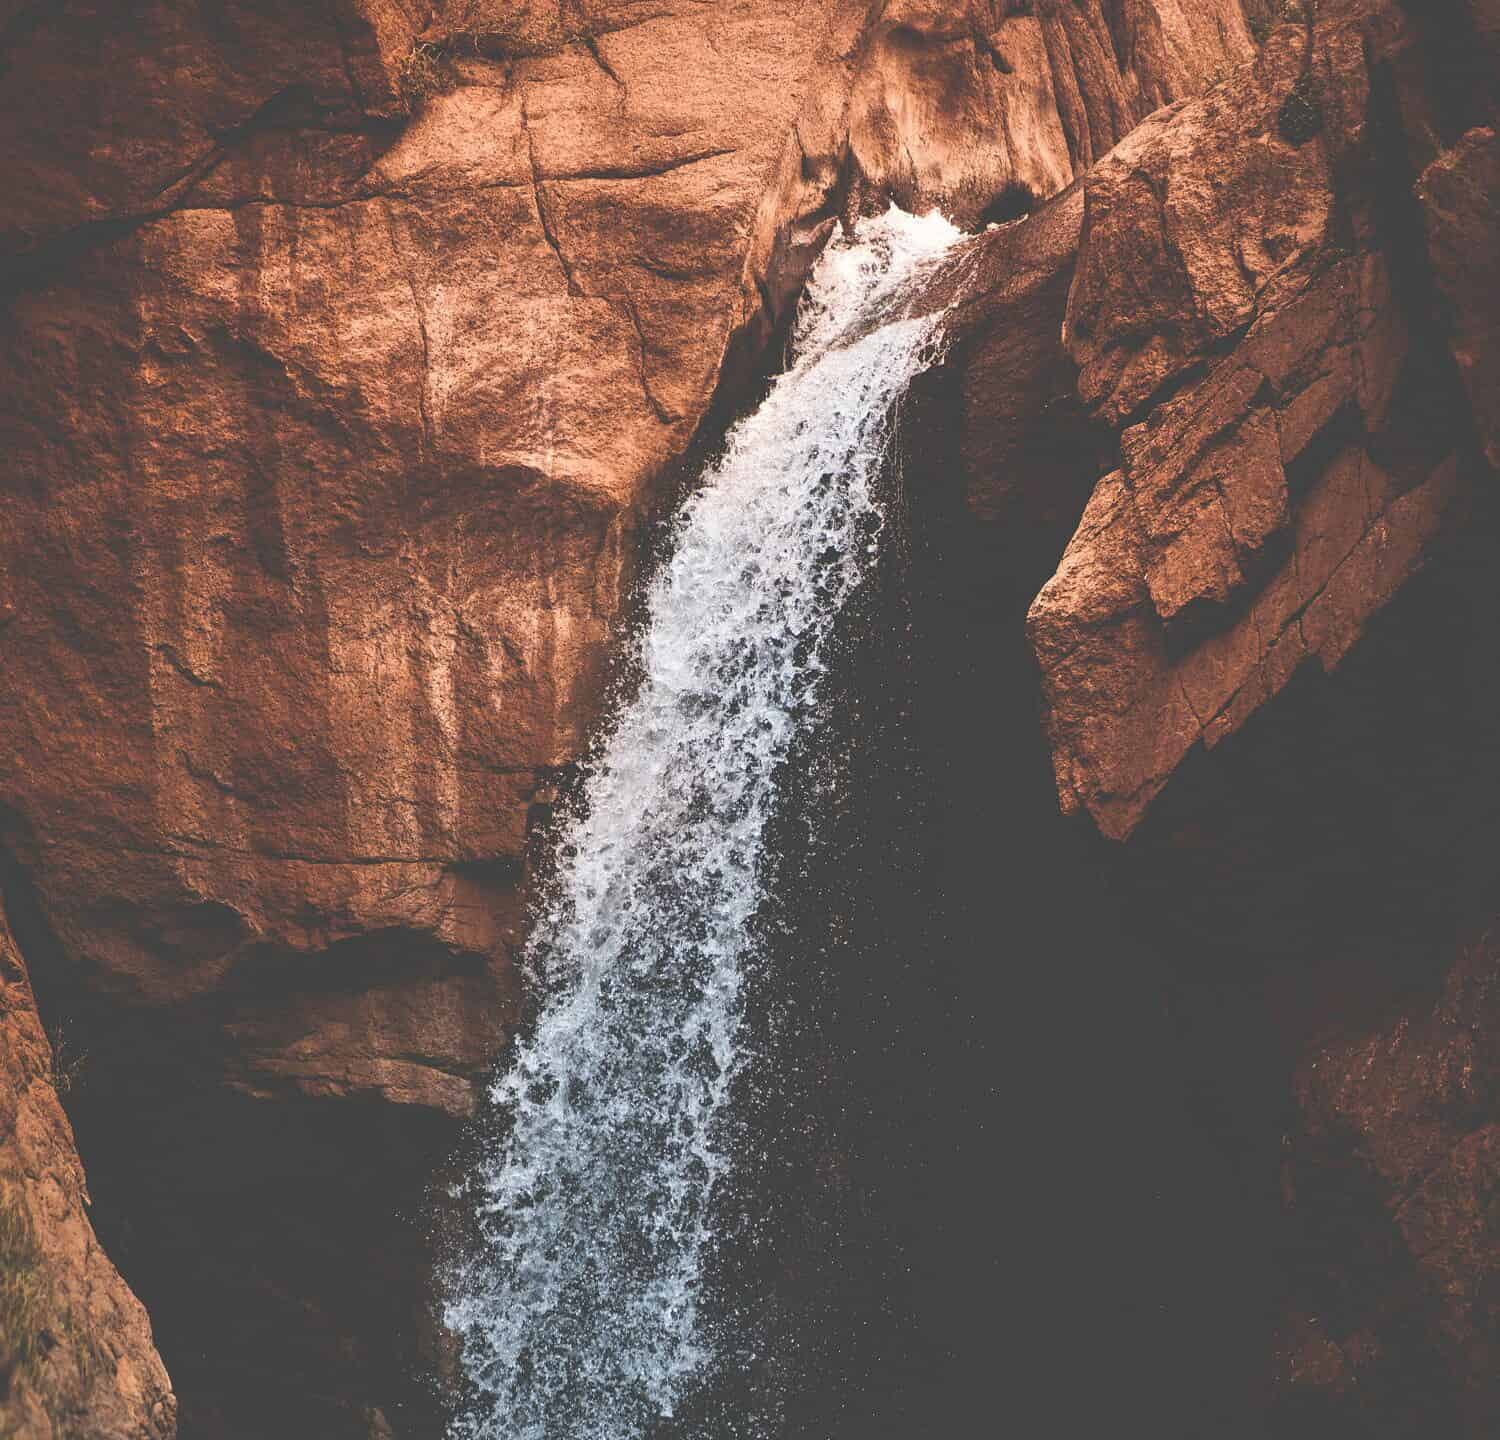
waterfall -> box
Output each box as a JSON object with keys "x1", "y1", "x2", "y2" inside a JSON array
[{"x1": 444, "y1": 206, "x2": 962, "y2": 1440}]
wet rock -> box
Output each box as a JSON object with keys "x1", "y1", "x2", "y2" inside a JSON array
[{"x1": 0, "y1": 0, "x2": 1362, "y2": 1428}]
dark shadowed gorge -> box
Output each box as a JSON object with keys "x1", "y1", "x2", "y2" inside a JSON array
[{"x1": 2, "y1": 1, "x2": 1498, "y2": 1437}]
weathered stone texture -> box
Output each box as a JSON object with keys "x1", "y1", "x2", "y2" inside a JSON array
[
  {"x1": 1021, "y1": 1, "x2": 1495, "y2": 839},
  {"x1": 0, "y1": 898, "x2": 175, "y2": 1440},
  {"x1": 1277, "y1": 934, "x2": 1500, "y2": 1436}
]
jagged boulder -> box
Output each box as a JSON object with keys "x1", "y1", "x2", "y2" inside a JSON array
[{"x1": 1024, "y1": 1, "x2": 1494, "y2": 838}]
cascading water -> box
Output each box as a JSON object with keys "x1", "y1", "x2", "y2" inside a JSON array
[{"x1": 444, "y1": 207, "x2": 963, "y2": 1440}]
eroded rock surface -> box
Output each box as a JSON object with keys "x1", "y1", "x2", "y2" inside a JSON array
[
  {"x1": 840, "y1": 0, "x2": 1254, "y2": 223},
  {"x1": 0, "y1": 0, "x2": 1264, "y2": 1110},
  {"x1": 0, "y1": 897, "x2": 175, "y2": 1440},
  {"x1": 0, "y1": 0, "x2": 862, "y2": 1122},
  {"x1": 14, "y1": 0, "x2": 1450, "y2": 1432},
  {"x1": 1022, "y1": 1, "x2": 1497, "y2": 839}
]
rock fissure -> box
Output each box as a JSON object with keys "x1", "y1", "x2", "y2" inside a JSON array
[
  {"x1": 613, "y1": 294, "x2": 674, "y2": 425},
  {"x1": 379, "y1": 199, "x2": 436, "y2": 454},
  {"x1": 523, "y1": 97, "x2": 581, "y2": 297},
  {"x1": 153, "y1": 643, "x2": 222, "y2": 690},
  {"x1": 578, "y1": 33, "x2": 625, "y2": 92}
]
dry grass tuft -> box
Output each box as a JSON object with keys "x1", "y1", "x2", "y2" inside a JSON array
[{"x1": 395, "y1": 41, "x2": 459, "y2": 114}]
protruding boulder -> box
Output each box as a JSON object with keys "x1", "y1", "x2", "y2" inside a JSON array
[{"x1": 1026, "y1": 1, "x2": 1490, "y2": 839}]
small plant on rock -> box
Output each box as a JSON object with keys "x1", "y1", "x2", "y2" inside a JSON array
[
  {"x1": 395, "y1": 41, "x2": 459, "y2": 114},
  {"x1": 45, "y1": 1017, "x2": 87, "y2": 1097}
]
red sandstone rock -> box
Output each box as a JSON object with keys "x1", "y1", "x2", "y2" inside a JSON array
[
  {"x1": 914, "y1": 183, "x2": 1096, "y2": 542},
  {"x1": 842, "y1": 0, "x2": 1253, "y2": 224},
  {"x1": 0, "y1": 899, "x2": 175, "y2": 1440},
  {"x1": 0, "y1": 0, "x2": 1268, "y2": 1124},
  {"x1": 1026, "y1": 0, "x2": 1490, "y2": 839},
  {"x1": 1063, "y1": 25, "x2": 1331, "y2": 425},
  {"x1": 0, "y1": 1, "x2": 423, "y2": 257},
  {"x1": 8, "y1": 0, "x2": 1457, "y2": 1429},
  {"x1": 0, "y1": 0, "x2": 864, "y2": 1119}
]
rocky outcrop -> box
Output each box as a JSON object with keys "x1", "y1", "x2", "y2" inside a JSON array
[
  {"x1": 891, "y1": 10, "x2": 1500, "y2": 1428},
  {"x1": 0, "y1": 0, "x2": 856, "y2": 1120},
  {"x1": 1017, "y1": 0, "x2": 1497, "y2": 839},
  {"x1": 0, "y1": 1, "x2": 424, "y2": 258},
  {"x1": 838, "y1": 0, "x2": 1255, "y2": 224},
  {"x1": 0, "y1": 897, "x2": 174, "y2": 1440},
  {"x1": 912, "y1": 181, "x2": 1098, "y2": 546}
]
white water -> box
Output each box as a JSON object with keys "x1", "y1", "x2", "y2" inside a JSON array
[{"x1": 444, "y1": 207, "x2": 962, "y2": 1440}]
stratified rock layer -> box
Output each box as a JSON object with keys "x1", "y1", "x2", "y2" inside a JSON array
[{"x1": 1022, "y1": 0, "x2": 1497, "y2": 839}]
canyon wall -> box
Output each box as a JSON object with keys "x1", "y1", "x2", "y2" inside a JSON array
[
  {"x1": 15, "y1": 0, "x2": 1500, "y2": 1434},
  {"x1": 0, "y1": 2, "x2": 1255, "y2": 1434},
  {"x1": 904, "y1": 0, "x2": 1500, "y2": 1431}
]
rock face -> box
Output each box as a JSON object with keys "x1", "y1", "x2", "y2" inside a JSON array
[
  {"x1": 0, "y1": 0, "x2": 1264, "y2": 1433},
  {"x1": 1019, "y1": 0, "x2": 1498, "y2": 839},
  {"x1": 900, "y1": 4, "x2": 1500, "y2": 1430},
  {"x1": 0, "y1": 0, "x2": 1254, "y2": 1133},
  {"x1": 1278, "y1": 934, "x2": 1500, "y2": 1436},
  {"x1": 838, "y1": 0, "x2": 1255, "y2": 223},
  {"x1": 0, "y1": 897, "x2": 175, "y2": 1440}
]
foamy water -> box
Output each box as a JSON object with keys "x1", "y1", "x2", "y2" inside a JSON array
[{"x1": 444, "y1": 207, "x2": 962, "y2": 1440}]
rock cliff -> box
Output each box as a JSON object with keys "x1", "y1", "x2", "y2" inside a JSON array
[
  {"x1": 0, "y1": 0, "x2": 1253, "y2": 1121},
  {"x1": 907, "y1": 0, "x2": 1499, "y2": 845},
  {"x1": 1024, "y1": 1, "x2": 1496, "y2": 840}
]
